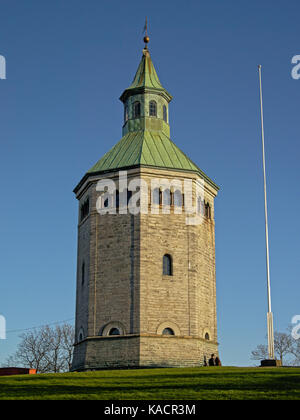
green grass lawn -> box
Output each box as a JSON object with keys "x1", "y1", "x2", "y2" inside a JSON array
[{"x1": 0, "y1": 367, "x2": 299, "y2": 400}]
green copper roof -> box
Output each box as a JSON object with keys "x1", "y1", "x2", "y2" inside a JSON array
[
  {"x1": 88, "y1": 132, "x2": 196, "y2": 173},
  {"x1": 120, "y1": 49, "x2": 172, "y2": 102},
  {"x1": 86, "y1": 131, "x2": 218, "y2": 189},
  {"x1": 129, "y1": 49, "x2": 164, "y2": 90},
  {"x1": 74, "y1": 46, "x2": 219, "y2": 193}
]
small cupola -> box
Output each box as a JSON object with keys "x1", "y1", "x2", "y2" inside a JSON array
[{"x1": 119, "y1": 35, "x2": 172, "y2": 137}]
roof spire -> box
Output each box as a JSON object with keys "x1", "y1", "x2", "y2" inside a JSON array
[
  {"x1": 143, "y1": 17, "x2": 150, "y2": 50},
  {"x1": 119, "y1": 22, "x2": 172, "y2": 104}
]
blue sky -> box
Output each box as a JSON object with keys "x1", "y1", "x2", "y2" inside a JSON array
[{"x1": 0, "y1": 0, "x2": 299, "y2": 367}]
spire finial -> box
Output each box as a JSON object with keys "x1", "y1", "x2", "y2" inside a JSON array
[{"x1": 143, "y1": 17, "x2": 150, "y2": 49}]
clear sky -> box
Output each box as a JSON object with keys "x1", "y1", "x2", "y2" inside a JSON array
[{"x1": 0, "y1": 0, "x2": 299, "y2": 367}]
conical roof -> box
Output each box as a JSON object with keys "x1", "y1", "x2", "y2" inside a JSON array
[{"x1": 120, "y1": 48, "x2": 172, "y2": 103}]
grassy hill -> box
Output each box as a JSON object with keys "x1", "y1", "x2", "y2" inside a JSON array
[{"x1": 0, "y1": 367, "x2": 300, "y2": 400}]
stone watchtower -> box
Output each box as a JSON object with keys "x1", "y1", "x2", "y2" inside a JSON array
[{"x1": 71, "y1": 39, "x2": 219, "y2": 371}]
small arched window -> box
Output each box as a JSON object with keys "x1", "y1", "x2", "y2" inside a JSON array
[
  {"x1": 152, "y1": 188, "x2": 161, "y2": 205},
  {"x1": 104, "y1": 197, "x2": 109, "y2": 208},
  {"x1": 163, "y1": 254, "x2": 173, "y2": 276},
  {"x1": 149, "y1": 100, "x2": 157, "y2": 117},
  {"x1": 127, "y1": 190, "x2": 133, "y2": 205},
  {"x1": 205, "y1": 203, "x2": 211, "y2": 219},
  {"x1": 162, "y1": 189, "x2": 171, "y2": 206},
  {"x1": 109, "y1": 328, "x2": 120, "y2": 336},
  {"x1": 133, "y1": 101, "x2": 141, "y2": 118},
  {"x1": 205, "y1": 333, "x2": 210, "y2": 341},
  {"x1": 163, "y1": 105, "x2": 167, "y2": 122},
  {"x1": 78, "y1": 328, "x2": 84, "y2": 342},
  {"x1": 162, "y1": 328, "x2": 175, "y2": 336},
  {"x1": 80, "y1": 197, "x2": 89, "y2": 221},
  {"x1": 81, "y1": 262, "x2": 85, "y2": 286},
  {"x1": 174, "y1": 190, "x2": 183, "y2": 207},
  {"x1": 124, "y1": 105, "x2": 129, "y2": 123}
]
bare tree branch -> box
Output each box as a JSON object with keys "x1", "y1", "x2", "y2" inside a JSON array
[{"x1": 4, "y1": 323, "x2": 75, "y2": 373}]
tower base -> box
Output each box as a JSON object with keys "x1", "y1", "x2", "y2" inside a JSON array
[
  {"x1": 260, "y1": 359, "x2": 282, "y2": 367},
  {"x1": 71, "y1": 335, "x2": 219, "y2": 371}
]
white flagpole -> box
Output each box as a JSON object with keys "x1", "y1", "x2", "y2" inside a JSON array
[{"x1": 258, "y1": 65, "x2": 275, "y2": 360}]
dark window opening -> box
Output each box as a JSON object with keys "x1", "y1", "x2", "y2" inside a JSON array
[
  {"x1": 109, "y1": 328, "x2": 120, "y2": 336},
  {"x1": 81, "y1": 262, "x2": 85, "y2": 286},
  {"x1": 162, "y1": 328, "x2": 175, "y2": 336},
  {"x1": 127, "y1": 190, "x2": 133, "y2": 205},
  {"x1": 163, "y1": 105, "x2": 167, "y2": 122},
  {"x1": 80, "y1": 198, "x2": 89, "y2": 221},
  {"x1": 205, "y1": 333, "x2": 210, "y2": 341},
  {"x1": 205, "y1": 203, "x2": 211, "y2": 219},
  {"x1": 116, "y1": 190, "x2": 120, "y2": 208},
  {"x1": 149, "y1": 100, "x2": 157, "y2": 117},
  {"x1": 133, "y1": 101, "x2": 141, "y2": 118},
  {"x1": 163, "y1": 254, "x2": 173, "y2": 276}
]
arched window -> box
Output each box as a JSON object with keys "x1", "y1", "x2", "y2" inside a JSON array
[
  {"x1": 162, "y1": 328, "x2": 175, "y2": 336},
  {"x1": 133, "y1": 101, "x2": 141, "y2": 118},
  {"x1": 149, "y1": 100, "x2": 157, "y2": 117},
  {"x1": 152, "y1": 188, "x2": 161, "y2": 205},
  {"x1": 104, "y1": 197, "x2": 109, "y2": 208},
  {"x1": 109, "y1": 328, "x2": 120, "y2": 336},
  {"x1": 174, "y1": 190, "x2": 183, "y2": 207},
  {"x1": 163, "y1": 105, "x2": 167, "y2": 122},
  {"x1": 124, "y1": 105, "x2": 129, "y2": 123},
  {"x1": 163, "y1": 254, "x2": 173, "y2": 276},
  {"x1": 81, "y1": 262, "x2": 85, "y2": 286},
  {"x1": 80, "y1": 197, "x2": 89, "y2": 221},
  {"x1": 205, "y1": 203, "x2": 211, "y2": 219},
  {"x1": 162, "y1": 189, "x2": 171, "y2": 206},
  {"x1": 102, "y1": 322, "x2": 126, "y2": 336},
  {"x1": 78, "y1": 328, "x2": 84, "y2": 342},
  {"x1": 127, "y1": 190, "x2": 132, "y2": 205},
  {"x1": 205, "y1": 333, "x2": 210, "y2": 341}
]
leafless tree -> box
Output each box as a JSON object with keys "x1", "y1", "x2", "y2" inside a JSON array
[
  {"x1": 287, "y1": 325, "x2": 300, "y2": 366},
  {"x1": 290, "y1": 340, "x2": 300, "y2": 366},
  {"x1": 43, "y1": 325, "x2": 64, "y2": 373},
  {"x1": 60, "y1": 323, "x2": 75, "y2": 371},
  {"x1": 274, "y1": 332, "x2": 293, "y2": 365},
  {"x1": 3, "y1": 323, "x2": 75, "y2": 373},
  {"x1": 4, "y1": 327, "x2": 52, "y2": 372},
  {"x1": 251, "y1": 344, "x2": 269, "y2": 362},
  {"x1": 251, "y1": 331, "x2": 295, "y2": 365}
]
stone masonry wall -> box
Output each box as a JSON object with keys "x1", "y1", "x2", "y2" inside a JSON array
[{"x1": 72, "y1": 167, "x2": 218, "y2": 370}]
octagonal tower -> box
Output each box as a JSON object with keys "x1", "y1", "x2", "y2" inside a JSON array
[{"x1": 71, "y1": 41, "x2": 219, "y2": 371}]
